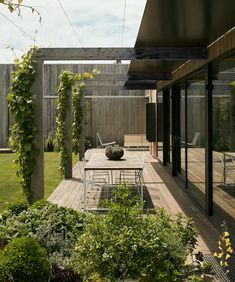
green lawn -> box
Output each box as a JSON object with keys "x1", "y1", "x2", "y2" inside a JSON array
[{"x1": 0, "y1": 152, "x2": 79, "y2": 211}]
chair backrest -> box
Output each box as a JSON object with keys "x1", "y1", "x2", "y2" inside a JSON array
[
  {"x1": 96, "y1": 132, "x2": 103, "y2": 146},
  {"x1": 220, "y1": 155, "x2": 235, "y2": 168},
  {"x1": 191, "y1": 132, "x2": 200, "y2": 146}
]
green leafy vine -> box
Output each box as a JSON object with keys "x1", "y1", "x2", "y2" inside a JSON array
[
  {"x1": 56, "y1": 70, "x2": 99, "y2": 177},
  {"x1": 8, "y1": 48, "x2": 38, "y2": 203},
  {"x1": 72, "y1": 82, "x2": 85, "y2": 155},
  {"x1": 56, "y1": 71, "x2": 74, "y2": 176}
]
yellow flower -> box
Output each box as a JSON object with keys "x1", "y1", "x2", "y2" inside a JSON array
[
  {"x1": 224, "y1": 231, "x2": 229, "y2": 237},
  {"x1": 225, "y1": 238, "x2": 230, "y2": 246},
  {"x1": 225, "y1": 254, "x2": 231, "y2": 260}
]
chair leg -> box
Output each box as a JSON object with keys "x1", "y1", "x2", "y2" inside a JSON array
[{"x1": 224, "y1": 170, "x2": 228, "y2": 185}]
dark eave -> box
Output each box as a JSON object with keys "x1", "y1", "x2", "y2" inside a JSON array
[{"x1": 128, "y1": 0, "x2": 235, "y2": 89}]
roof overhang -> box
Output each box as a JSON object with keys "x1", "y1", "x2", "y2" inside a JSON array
[{"x1": 128, "y1": 0, "x2": 235, "y2": 89}]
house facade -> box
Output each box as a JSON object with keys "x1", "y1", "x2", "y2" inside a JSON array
[{"x1": 127, "y1": 0, "x2": 235, "y2": 233}]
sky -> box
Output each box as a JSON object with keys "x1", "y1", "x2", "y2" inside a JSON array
[{"x1": 0, "y1": 0, "x2": 146, "y2": 63}]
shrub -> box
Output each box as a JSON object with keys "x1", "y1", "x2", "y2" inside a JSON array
[
  {"x1": 73, "y1": 183, "x2": 198, "y2": 281},
  {"x1": 0, "y1": 201, "x2": 85, "y2": 268},
  {"x1": 44, "y1": 132, "x2": 57, "y2": 152},
  {"x1": 3, "y1": 198, "x2": 29, "y2": 218},
  {"x1": 85, "y1": 136, "x2": 93, "y2": 151},
  {"x1": 31, "y1": 199, "x2": 49, "y2": 209},
  {"x1": 0, "y1": 237, "x2": 50, "y2": 282}
]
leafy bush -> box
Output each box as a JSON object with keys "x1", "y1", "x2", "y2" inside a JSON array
[
  {"x1": 85, "y1": 136, "x2": 93, "y2": 151},
  {"x1": 0, "y1": 201, "x2": 85, "y2": 268},
  {"x1": 0, "y1": 237, "x2": 50, "y2": 282},
  {"x1": 212, "y1": 132, "x2": 230, "y2": 152},
  {"x1": 44, "y1": 132, "x2": 58, "y2": 152},
  {"x1": 31, "y1": 198, "x2": 49, "y2": 209},
  {"x1": 3, "y1": 198, "x2": 29, "y2": 218},
  {"x1": 73, "y1": 183, "x2": 198, "y2": 281}
]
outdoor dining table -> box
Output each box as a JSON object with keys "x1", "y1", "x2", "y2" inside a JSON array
[{"x1": 83, "y1": 152, "x2": 144, "y2": 211}]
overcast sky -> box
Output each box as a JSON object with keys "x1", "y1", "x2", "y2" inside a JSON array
[{"x1": 0, "y1": 0, "x2": 146, "y2": 63}]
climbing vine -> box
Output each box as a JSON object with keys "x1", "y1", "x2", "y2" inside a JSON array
[
  {"x1": 56, "y1": 71, "x2": 74, "y2": 176},
  {"x1": 8, "y1": 48, "x2": 38, "y2": 203},
  {"x1": 1, "y1": 0, "x2": 41, "y2": 21},
  {"x1": 72, "y1": 82, "x2": 85, "y2": 155},
  {"x1": 56, "y1": 70, "x2": 98, "y2": 176}
]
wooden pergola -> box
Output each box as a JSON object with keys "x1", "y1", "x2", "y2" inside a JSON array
[{"x1": 30, "y1": 46, "x2": 208, "y2": 202}]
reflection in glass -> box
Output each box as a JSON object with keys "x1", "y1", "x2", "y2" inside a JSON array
[
  {"x1": 212, "y1": 59, "x2": 235, "y2": 233},
  {"x1": 157, "y1": 91, "x2": 163, "y2": 162},
  {"x1": 180, "y1": 87, "x2": 186, "y2": 177},
  {"x1": 169, "y1": 89, "x2": 172, "y2": 164},
  {"x1": 187, "y1": 72, "x2": 206, "y2": 208}
]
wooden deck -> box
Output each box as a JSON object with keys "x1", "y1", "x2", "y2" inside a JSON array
[
  {"x1": 48, "y1": 149, "x2": 221, "y2": 254},
  {"x1": 158, "y1": 147, "x2": 235, "y2": 236}
]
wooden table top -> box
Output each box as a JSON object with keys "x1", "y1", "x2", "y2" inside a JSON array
[{"x1": 84, "y1": 153, "x2": 144, "y2": 171}]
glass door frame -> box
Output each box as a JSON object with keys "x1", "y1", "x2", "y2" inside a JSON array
[{"x1": 161, "y1": 64, "x2": 213, "y2": 216}]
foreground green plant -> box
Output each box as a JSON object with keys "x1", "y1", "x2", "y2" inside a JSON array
[
  {"x1": 0, "y1": 201, "x2": 85, "y2": 268},
  {"x1": 8, "y1": 48, "x2": 37, "y2": 203},
  {"x1": 0, "y1": 237, "x2": 50, "y2": 282},
  {"x1": 74, "y1": 183, "x2": 198, "y2": 281}
]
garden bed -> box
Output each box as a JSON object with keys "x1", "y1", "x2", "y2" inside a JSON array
[{"x1": 0, "y1": 183, "x2": 217, "y2": 281}]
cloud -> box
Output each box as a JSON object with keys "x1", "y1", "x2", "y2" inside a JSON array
[{"x1": 0, "y1": 0, "x2": 146, "y2": 62}]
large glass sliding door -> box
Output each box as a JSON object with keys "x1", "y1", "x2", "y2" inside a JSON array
[
  {"x1": 161, "y1": 73, "x2": 206, "y2": 209},
  {"x1": 212, "y1": 57, "x2": 235, "y2": 233},
  {"x1": 171, "y1": 85, "x2": 180, "y2": 175},
  {"x1": 170, "y1": 83, "x2": 186, "y2": 186},
  {"x1": 187, "y1": 71, "x2": 206, "y2": 208},
  {"x1": 180, "y1": 84, "x2": 186, "y2": 182}
]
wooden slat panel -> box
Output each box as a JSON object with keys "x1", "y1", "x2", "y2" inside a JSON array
[
  {"x1": 0, "y1": 65, "x2": 13, "y2": 147},
  {"x1": 0, "y1": 64, "x2": 146, "y2": 146}
]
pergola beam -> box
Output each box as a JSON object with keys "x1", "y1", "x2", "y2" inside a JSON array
[
  {"x1": 34, "y1": 47, "x2": 207, "y2": 61},
  {"x1": 86, "y1": 73, "x2": 172, "y2": 81},
  {"x1": 125, "y1": 80, "x2": 156, "y2": 90},
  {"x1": 128, "y1": 73, "x2": 172, "y2": 80}
]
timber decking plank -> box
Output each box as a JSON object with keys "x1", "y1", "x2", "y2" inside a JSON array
[{"x1": 47, "y1": 180, "x2": 70, "y2": 203}]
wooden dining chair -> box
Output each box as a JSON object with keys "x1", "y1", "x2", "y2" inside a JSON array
[{"x1": 96, "y1": 132, "x2": 116, "y2": 148}]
